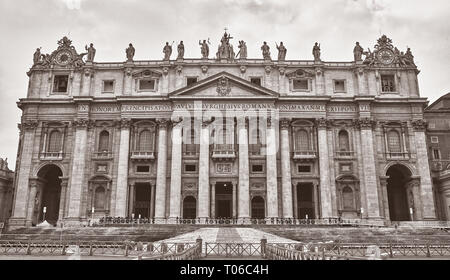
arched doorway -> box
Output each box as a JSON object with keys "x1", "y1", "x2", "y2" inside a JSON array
[
  {"x1": 297, "y1": 183, "x2": 315, "y2": 219},
  {"x1": 183, "y1": 196, "x2": 197, "y2": 219},
  {"x1": 36, "y1": 164, "x2": 63, "y2": 225},
  {"x1": 251, "y1": 196, "x2": 265, "y2": 219},
  {"x1": 386, "y1": 164, "x2": 412, "y2": 221}
]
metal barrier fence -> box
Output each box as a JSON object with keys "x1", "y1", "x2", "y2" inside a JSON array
[
  {"x1": 204, "y1": 242, "x2": 264, "y2": 258},
  {"x1": 139, "y1": 240, "x2": 202, "y2": 260},
  {"x1": 264, "y1": 243, "x2": 372, "y2": 260},
  {"x1": 328, "y1": 243, "x2": 450, "y2": 258}
]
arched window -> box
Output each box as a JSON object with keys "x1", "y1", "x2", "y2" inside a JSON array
[
  {"x1": 98, "y1": 131, "x2": 110, "y2": 152},
  {"x1": 48, "y1": 130, "x2": 62, "y2": 152},
  {"x1": 138, "y1": 130, "x2": 153, "y2": 151},
  {"x1": 338, "y1": 130, "x2": 350, "y2": 151},
  {"x1": 342, "y1": 186, "x2": 354, "y2": 210},
  {"x1": 295, "y1": 129, "x2": 310, "y2": 151},
  {"x1": 388, "y1": 130, "x2": 401, "y2": 153},
  {"x1": 94, "y1": 186, "x2": 106, "y2": 210}
]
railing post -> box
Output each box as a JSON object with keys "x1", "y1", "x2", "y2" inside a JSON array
[
  {"x1": 426, "y1": 244, "x2": 431, "y2": 258},
  {"x1": 61, "y1": 242, "x2": 66, "y2": 255},
  {"x1": 89, "y1": 242, "x2": 93, "y2": 256},
  {"x1": 26, "y1": 240, "x2": 31, "y2": 255},
  {"x1": 125, "y1": 242, "x2": 129, "y2": 257},
  {"x1": 322, "y1": 248, "x2": 326, "y2": 260},
  {"x1": 260, "y1": 238, "x2": 267, "y2": 258},
  {"x1": 389, "y1": 243, "x2": 393, "y2": 258},
  {"x1": 196, "y1": 237, "x2": 202, "y2": 258}
]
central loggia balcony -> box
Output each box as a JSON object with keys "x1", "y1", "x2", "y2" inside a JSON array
[
  {"x1": 183, "y1": 144, "x2": 200, "y2": 157},
  {"x1": 39, "y1": 152, "x2": 64, "y2": 161},
  {"x1": 335, "y1": 151, "x2": 356, "y2": 159},
  {"x1": 92, "y1": 151, "x2": 113, "y2": 160},
  {"x1": 212, "y1": 144, "x2": 236, "y2": 160},
  {"x1": 130, "y1": 150, "x2": 155, "y2": 161},
  {"x1": 292, "y1": 150, "x2": 317, "y2": 161},
  {"x1": 385, "y1": 152, "x2": 410, "y2": 160}
]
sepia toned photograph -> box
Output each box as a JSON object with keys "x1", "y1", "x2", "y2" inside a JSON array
[{"x1": 0, "y1": 0, "x2": 449, "y2": 270}]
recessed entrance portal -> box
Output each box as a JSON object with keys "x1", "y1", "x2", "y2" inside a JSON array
[
  {"x1": 133, "y1": 183, "x2": 152, "y2": 219},
  {"x1": 386, "y1": 165, "x2": 412, "y2": 221},
  {"x1": 215, "y1": 182, "x2": 233, "y2": 219},
  {"x1": 36, "y1": 164, "x2": 63, "y2": 225},
  {"x1": 297, "y1": 183, "x2": 315, "y2": 219},
  {"x1": 251, "y1": 196, "x2": 265, "y2": 219},
  {"x1": 183, "y1": 196, "x2": 197, "y2": 219}
]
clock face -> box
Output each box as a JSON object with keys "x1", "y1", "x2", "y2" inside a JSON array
[
  {"x1": 377, "y1": 49, "x2": 394, "y2": 65},
  {"x1": 55, "y1": 50, "x2": 72, "y2": 66}
]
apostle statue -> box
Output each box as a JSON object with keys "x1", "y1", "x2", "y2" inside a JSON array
[
  {"x1": 33, "y1": 48, "x2": 41, "y2": 65},
  {"x1": 261, "y1": 41, "x2": 271, "y2": 60},
  {"x1": 353, "y1": 42, "x2": 363, "y2": 62},
  {"x1": 126, "y1": 43, "x2": 135, "y2": 61},
  {"x1": 163, "y1": 42, "x2": 173, "y2": 61},
  {"x1": 177, "y1": 41, "x2": 185, "y2": 59},
  {"x1": 313, "y1": 42, "x2": 321, "y2": 61},
  {"x1": 236, "y1": 40, "x2": 247, "y2": 59},
  {"x1": 85, "y1": 43, "x2": 96, "y2": 62},
  {"x1": 199, "y1": 39, "x2": 210, "y2": 59},
  {"x1": 276, "y1": 42, "x2": 287, "y2": 61},
  {"x1": 404, "y1": 47, "x2": 415, "y2": 66}
]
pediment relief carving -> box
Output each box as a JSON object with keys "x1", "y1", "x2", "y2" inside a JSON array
[
  {"x1": 286, "y1": 68, "x2": 315, "y2": 79},
  {"x1": 132, "y1": 69, "x2": 162, "y2": 78}
]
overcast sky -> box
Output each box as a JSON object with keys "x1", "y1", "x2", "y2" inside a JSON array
[{"x1": 0, "y1": 0, "x2": 449, "y2": 170}]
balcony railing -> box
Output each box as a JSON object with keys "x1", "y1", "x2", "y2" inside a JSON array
[
  {"x1": 385, "y1": 152, "x2": 410, "y2": 160},
  {"x1": 249, "y1": 144, "x2": 265, "y2": 156},
  {"x1": 212, "y1": 144, "x2": 236, "y2": 159},
  {"x1": 93, "y1": 151, "x2": 113, "y2": 159},
  {"x1": 39, "y1": 152, "x2": 64, "y2": 160},
  {"x1": 293, "y1": 150, "x2": 317, "y2": 161},
  {"x1": 130, "y1": 151, "x2": 155, "y2": 160}
]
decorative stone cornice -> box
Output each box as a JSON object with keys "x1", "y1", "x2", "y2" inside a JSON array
[
  {"x1": 265, "y1": 65, "x2": 272, "y2": 74},
  {"x1": 156, "y1": 118, "x2": 169, "y2": 129},
  {"x1": 119, "y1": 118, "x2": 132, "y2": 129},
  {"x1": 240, "y1": 65, "x2": 246, "y2": 74},
  {"x1": 73, "y1": 118, "x2": 93, "y2": 128},
  {"x1": 411, "y1": 119, "x2": 427, "y2": 131},
  {"x1": 201, "y1": 65, "x2": 208, "y2": 74},
  {"x1": 176, "y1": 65, "x2": 183, "y2": 74},
  {"x1": 280, "y1": 118, "x2": 291, "y2": 130},
  {"x1": 353, "y1": 118, "x2": 376, "y2": 130}
]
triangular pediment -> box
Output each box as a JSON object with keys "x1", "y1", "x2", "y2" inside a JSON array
[{"x1": 169, "y1": 71, "x2": 278, "y2": 99}]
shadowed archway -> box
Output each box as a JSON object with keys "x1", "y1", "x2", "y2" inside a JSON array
[
  {"x1": 36, "y1": 164, "x2": 63, "y2": 225},
  {"x1": 386, "y1": 164, "x2": 412, "y2": 221}
]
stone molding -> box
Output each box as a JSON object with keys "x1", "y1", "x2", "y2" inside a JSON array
[
  {"x1": 21, "y1": 120, "x2": 39, "y2": 131},
  {"x1": 353, "y1": 118, "x2": 376, "y2": 130},
  {"x1": 315, "y1": 118, "x2": 331, "y2": 129},
  {"x1": 280, "y1": 118, "x2": 291, "y2": 129},
  {"x1": 411, "y1": 119, "x2": 427, "y2": 131},
  {"x1": 156, "y1": 118, "x2": 169, "y2": 129},
  {"x1": 73, "y1": 118, "x2": 94, "y2": 129}
]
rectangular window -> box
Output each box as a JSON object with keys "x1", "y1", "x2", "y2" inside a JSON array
[
  {"x1": 381, "y1": 75, "x2": 396, "y2": 92},
  {"x1": 251, "y1": 164, "x2": 264, "y2": 173},
  {"x1": 250, "y1": 77, "x2": 262, "y2": 86},
  {"x1": 53, "y1": 75, "x2": 69, "y2": 93},
  {"x1": 136, "y1": 165, "x2": 150, "y2": 173},
  {"x1": 102, "y1": 80, "x2": 115, "y2": 93},
  {"x1": 185, "y1": 164, "x2": 197, "y2": 172},
  {"x1": 433, "y1": 149, "x2": 441, "y2": 160},
  {"x1": 187, "y1": 77, "x2": 198, "y2": 86},
  {"x1": 297, "y1": 165, "x2": 311, "y2": 173},
  {"x1": 333, "y1": 80, "x2": 346, "y2": 93},
  {"x1": 139, "y1": 79, "x2": 156, "y2": 91},
  {"x1": 293, "y1": 79, "x2": 309, "y2": 91},
  {"x1": 430, "y1": 136, "x2": 439, "y2": 144}
]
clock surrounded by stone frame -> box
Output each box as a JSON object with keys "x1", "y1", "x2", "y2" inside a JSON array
[
  {"x1": 377, "y1": 49, "x2": 395, "y2": 65},
  {"x1": 55, "y1": 50, "x2": 72, "y2": 66}
]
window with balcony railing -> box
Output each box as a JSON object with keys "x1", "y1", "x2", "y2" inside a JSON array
[
  {"x1": 40, "y1": 129, "x2": 64, "y2": 160},
  {"x1": 131, "y1": 128, "x2": 155, "y2": 159},
  {"x1": 293, "y1": 128, "x2": 316, "y2": 159},
  {"x1": 94, "y1": 130, "x2": 112, "y2": 158},
  {"x1": 386, "y1": 129, "x2": 408, "y2": 159},
  {"x1": 336, "y1": 130, "x2": 354, "y2": 157}
]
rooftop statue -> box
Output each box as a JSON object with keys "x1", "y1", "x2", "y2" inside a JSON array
[
  {"x1": 216, "y1": 31, "x2": 235, "y2": 61},
  {"x1": 313, "y1": 42, "x2": 321, "y2": 62},
  {"x1": 177, "y1": 41, "x2": 185, "y2": 59},
  {"x1": 236, "y1": 40, "x2": 247, "y2": 59},
  {"x1": 85, "y1": 43, "x2": 96, "y2": 62},
  {"x1": 163, "y1": 41, "x2": 173, "y2": 61},
  {"x1": 261, "y1": 41, "x2": 271, "y2": 60},
  {"x1": 199, "y1": 39, "x2": 210, "y2": 59},
  {"x1": 126, "y1": 43, "x2": 135, "y2": 61},
  {"x1": 276, "y1": 42, "x2": 287, "y2": 61},
  {"x1": 353, "y1": 42, "x2": 363, "y2": 62},
  {"x1": 33, "y1": 48, "x2": 41, "y2": 65}
]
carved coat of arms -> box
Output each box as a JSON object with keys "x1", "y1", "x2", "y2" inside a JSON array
[{"x1": 216, "y1": 77, "x2": 231, "y2": 96}]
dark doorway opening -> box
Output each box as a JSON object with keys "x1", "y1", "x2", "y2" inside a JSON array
[
  {"x1": 134, "y1": 183, "x2": 152, "y2": 219},
  {"x1": 215, "y1": 182, "x2": 232, "y2": 219},
  {"x1": 387, "y1": 165, "x2": 411, "y2": 221},
  {"x1": 251, "y1": 196, "x2": 265, "y2": 219},
  {"x1": 183, "y1": 196, "x2": 197, "y2": 219},
  {"x1": 37, "y1": 165, "x2": 63, "y2": 226},
  {"x1": 297, "y1": 183, "x2": 315, "y2": 219}
]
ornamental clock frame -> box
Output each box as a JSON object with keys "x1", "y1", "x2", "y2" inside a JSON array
[{"x1": 377, "y1": 48, "x2": 395, "y2": 65}]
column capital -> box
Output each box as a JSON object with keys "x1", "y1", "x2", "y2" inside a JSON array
[
  {"x1": 280, "y1": 118, "x2": 291, "y2": 130},
  {"x1": 73, "y1": 118, "x2": 94, "y2": 129},
  {"x1": 201, "y1": 117, "x2": 214, "y2": 128},
  {"x1": 315, "y1": 118, "x2": 331, "y2": 129},
  {"x1": 411, "y1": 119, "x2": 427, "y2": 131},
  {"x1": 171, "y1": 116, "x2": 183, "y2": 127},
  {"x1": 59, "y1": 177, "x2": 69, "y2": 188},
  {"x1": 156, "y1": 118, "x2": 170, "y2": 129},
  {"x1": 353, "y1": 118, "x2": 376, "y2": 130},
  {"x1": 237, "y1": 117, "x2": 248, "y2": 129},
  {"x1": 20, "y1": 120, "x2": 39, "y2": 131}
]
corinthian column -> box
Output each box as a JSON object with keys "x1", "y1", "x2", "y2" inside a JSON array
[
  {"x1": 316, "y1": 118, "x2": 332, "y2": 218},
  {"x1": 169, "y1": 119, "x2": 183, "y2": 220},
  {"x1": 356, "y1": 118, "x2": 380, "y2": 219},
  {"x1": 412, "y1": 119, "x2": 437, "y2": 220},
  {"x1": 266, "y1": 117, "x2": 279, "y2": 218},
  {"x1": 114, "y1": 119, "x2": 131, "y2": 217},
  {"x1": 154, "y1": 119, "x2": 169, "y2": 219},
  {"x1": 238, "y1": 117, "x2": 250, "y2": 220},
  {"x1": 198, "y1": 119, "x2": 211, "y2": 220},
  {"x1": 280, "y1": 118, "x2": 293, "y2": 218},
  {"x1": 10, "y1": 120, "x2": 38, "y2": 225},
  {"x1": 67, "y1": 118, "x2": 90, "y2": 220}
]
